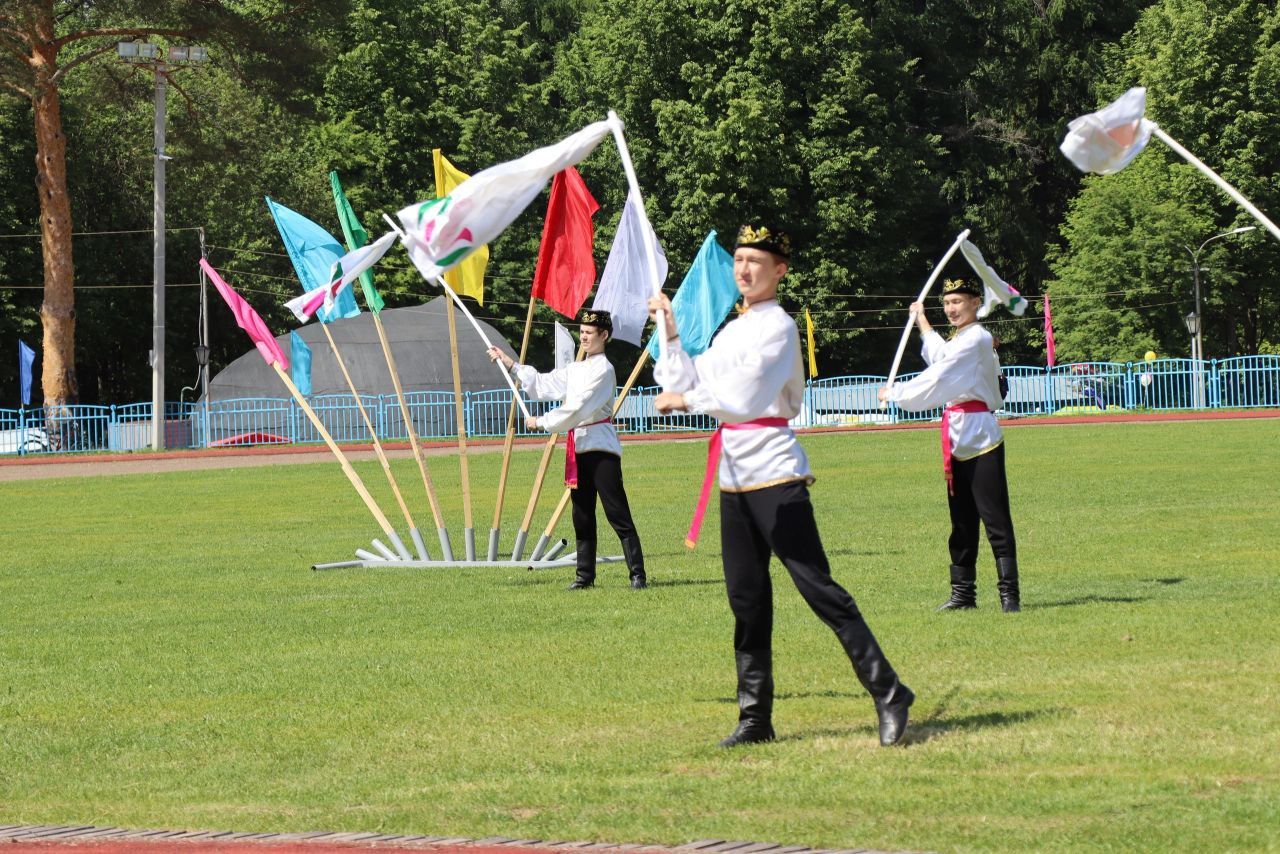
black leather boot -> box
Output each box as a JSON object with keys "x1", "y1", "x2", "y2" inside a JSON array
[
  {"x1": 719, "y1": 649, "x2": 775, "y2": 747},
  {"x1": 996, "y1": 556, "x2": 1020, "y2": 612},
  {"x1": 621, "y1": 535, "x2": 647, "y2": 589},
  {"x1": 568, "y1": 539, "x2": 596, "y2": 589},
  {"x1": 936, "y1": 564, "x2": 977, "y2": 611},
  {"x1": 837, "y1": 621, "x2": 913, "y2": 746}
]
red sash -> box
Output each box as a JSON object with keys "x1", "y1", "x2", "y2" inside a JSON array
[
  {"x1": 685, "y1": 417, "x2": 790, "y2": 548},
  {"x1": 942, "y1": 401, "x2": 991, "y2": 495},
  {"x1": 565, "y1": 417, "x2": 613, "y2": 488}
]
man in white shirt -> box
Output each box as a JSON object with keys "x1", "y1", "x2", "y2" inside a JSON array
[
  {"x1": 879, "y1": 278, "x2": 1020, "y2": 612},
  {"x1": 649, "y1": 223, "x2": 913, "y2": 748},
  {"x1": 489, "y1": 309, "x2": 646, "y2": 590}
]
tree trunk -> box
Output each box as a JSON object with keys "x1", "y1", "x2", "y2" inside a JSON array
[{"x1": 30, "y1": 7, "x2": 78, "y2": 406}]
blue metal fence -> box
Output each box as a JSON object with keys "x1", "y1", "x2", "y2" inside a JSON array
[{"x1": 4, "y1": 356, "x2": 1278, "y2": 456}]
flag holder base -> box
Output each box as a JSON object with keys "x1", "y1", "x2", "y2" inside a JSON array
[{"x1": 312, "y1": 554, "x2": 623, "y2": 572}]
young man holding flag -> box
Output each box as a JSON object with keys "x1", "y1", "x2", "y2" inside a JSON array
[
  {"x1": 878, "y1": 278, "x2": 1021, "y2": 613},
  {"x1": 487, "y1": 309, "x2": 646, "y2": 590},
  {"x1": 649, "y1": 224, "x2": 913, "y2": 748}
]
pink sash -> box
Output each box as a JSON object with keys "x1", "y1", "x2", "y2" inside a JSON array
[
  {"x1": 685, "y1": 417, "x2": 790, "y2": 548},
  {"x1": 565, "y1": 417, "x2": 613, "y2": 488},
  {"x1": 942, "y1": 401, "x2": 991, "y2": 495}
]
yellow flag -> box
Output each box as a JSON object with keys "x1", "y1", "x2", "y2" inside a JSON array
[
  {"x1": 432, "y1": 149, "x2": 490, "y2": 305},
  {"x1": 805, "y1": 308, "x2": 818, "y2": 378}
]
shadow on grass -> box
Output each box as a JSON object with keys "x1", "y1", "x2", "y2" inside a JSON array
[
  {"x1": 825, "y1": 547, "x2": 906, "y2": 558},
  {"x1": 1143, "y1": 577, "x2": 1185, "y2": 585},
  {"x1": 1029, "y1": 594, "x2": 1149, "y2": 609}
]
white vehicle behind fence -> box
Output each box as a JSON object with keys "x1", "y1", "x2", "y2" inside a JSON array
[{"x1": 0, "y1": 427, "x2": 50, "y2": 455}]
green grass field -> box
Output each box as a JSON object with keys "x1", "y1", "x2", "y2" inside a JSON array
[{"x1": 2, "y1": 420, "x2": 1278, "y2": 852}]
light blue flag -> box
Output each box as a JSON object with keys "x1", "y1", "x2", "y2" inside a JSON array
[
  {"x1": 290, "y1": 331, "x2": 313, "y2": 396},
  {"x1": 266, "y1": 196, "x2": 360, "y2": 324},
  {"x1": 18, "y1": 339, "x2": 36, "y2": 406},
  {"x1": 646, "y1": 230, "x2": 737, "y2": 359}
]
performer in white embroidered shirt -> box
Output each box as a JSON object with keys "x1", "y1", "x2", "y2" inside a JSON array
[
  {"x1": 488, "y1": 308, "x2": 646, "y2": 590},
  {"x1": 879, "y1": 277, "x2": 1020, "y2": 612},
  {"x1": 649, "y1": 223, "x2": 913, "y2": 748}
]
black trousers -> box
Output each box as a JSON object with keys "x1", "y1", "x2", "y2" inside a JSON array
[
  {"x1": 947, "y1": 443, "x2": 1017, "y2": 567},
  {"x1": 720, "y1": 481, "x2": 873, "y2": 653},
  {"x1": 570, "y1": 451, "x2": 638, "y2": 545}
]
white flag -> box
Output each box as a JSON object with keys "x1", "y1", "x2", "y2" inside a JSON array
[
  {"x1": 284, "y1": 231, "x2": 397, "y2": 322},
  {"x1": 1060, "y1": 87, "x2": 1154, "y2": 175},
  {"x1": 960, "y1": 241, "x2": 1028, "y2": 319},
  {"x1": 397, "y1": 120, "x2": 613, "y2": 281},
  {"x1": 554, "y1": 321, "x2": 576, "y2": 370},
  {"x1": 592, "y1": 191, "x2": 668, "y2": 346}
]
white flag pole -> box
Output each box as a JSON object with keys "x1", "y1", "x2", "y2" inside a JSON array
[
  {"x1": 884, "y1": 228, "x2": 971, "y2": 393},
  {"x1": 381, "y1": 213, "x2": 534, "y2": 421},
  {"x1": 605, "y1": 110, "x2": 668, "y2": 361},
  {"x1": 1150, "y1": 125, "x2": 1280, "y2": 244}
]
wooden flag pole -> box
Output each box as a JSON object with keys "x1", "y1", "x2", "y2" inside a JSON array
[
  {"x1": 272, "y1": 362, "x2": 411, "y2": 560},
  {"x1": 319, "y1": 323, "x2": 426, "y2": 559},
  {"x1": 509, "y1": 344, "x2": 585, "y2": 561},
  {"x1": 529, "y1": 350, "x2": 650, "y2": 560},
  {"x1": 444, "y1": 296, "x2": 476, "y2": 560},
  {"x1": 371, "y1": 310, "x2": 453, "y2": 560},
  {"x1": 488, "y1": 298, "x2": 536, "y2": 560},
  {"x1": 882, "y1": 229, "x2": 970, "y2": 403}
]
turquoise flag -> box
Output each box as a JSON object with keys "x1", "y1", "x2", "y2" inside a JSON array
[
  {"x1": 646, "y1": 230, "x2": 737, "y2": 359},
  {"x1": 266, "y1": 196, "x2": 360, "y2": 324},
  {"x1": 329, "y1": 171, "x2": 385, "y2": 314},
  {"x1": 290, "y1": 331, "x2": 313, "y2": 396}
]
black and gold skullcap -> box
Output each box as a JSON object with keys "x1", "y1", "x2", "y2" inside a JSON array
[
  {"x1": 577, "y1": 308, "x2": 612, "y2": 333},
  {"x1": 735, "y1": 223, "x2": 791, "y2": 260},
  {"x1": 941, "y1": 278, "x2": 982, "y2": 298}
]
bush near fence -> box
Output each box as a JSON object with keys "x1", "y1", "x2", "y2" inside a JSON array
[{"x1": 3, "y1": 356, "x2": 1278, "y2": 456}]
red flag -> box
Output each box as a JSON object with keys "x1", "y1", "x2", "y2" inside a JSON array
[
  {"x1": 1044, "y1": 292, "x2": 1057, "y2": 368},
  {"x1": 200, "y1": 258, "x2": 288, "y2": 369},
  {"x1": 530, "y1": 167, "x2": 599, "y2": 318}
]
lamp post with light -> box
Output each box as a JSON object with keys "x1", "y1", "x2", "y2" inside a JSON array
[
  {"x1": 117, "y1": 40, "x2": 208, "y2": 450},
  {"x1": 1183, "y1": 225, "x2": 1255, "y2": 409}
]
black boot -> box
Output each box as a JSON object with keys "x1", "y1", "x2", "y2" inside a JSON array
[
  {"x1": 568, "y1": 539, "x2": 596, "y2": 590},
  {"x1": 837, "y1": 621, "x2": 913, "y2": 746},
  {"x1": 996, "y1": 556, "x2": 1020, "y2": 612},
  {"x1": 621, "y1": 535, "x2": 647, "y2": 589},
  {"x1": 936, "y1": 564, "x2": 977, "y2": 611},
  {"x1": 719, "y1": 649, "x2": 775, "y2": 747}
]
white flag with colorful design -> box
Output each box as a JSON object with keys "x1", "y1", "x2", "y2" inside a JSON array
[
  {"x1": 960, "y1": 240, "x2": 1027, "y2": 319},
  {"x1": 285, "y1": 231, "x2": 398, "y2": 322},
  {"x1": 396, "y1": 120, "x2": 613, "y2": 281},
  {"x1": 1060, "y1": 87, "x2": 1154, "y2": 175}
]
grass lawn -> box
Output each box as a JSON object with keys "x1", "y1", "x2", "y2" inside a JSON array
[{"x1": 1, "y1": 419, "x2": 1278, "y2": 852}]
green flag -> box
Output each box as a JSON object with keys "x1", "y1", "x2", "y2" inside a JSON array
[{"x1": 329, "y1": 170, "x2": 385, "y2": 314}]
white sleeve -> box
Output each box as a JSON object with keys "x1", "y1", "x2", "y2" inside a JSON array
[
  {"x1": 682, "y1": 322, "x2": 797, "y2": 420},
  {"x1": 921, "y1": 330, "x2": 947, "y2": 365},
  {"x1": 537, "y1": 360, "x2": 613, "y2": 433},
  {"x1": 653, "y1": 337, "x2": 698, "y2": 393},
  {"x1": 887, "y1": 331, "x2": 985, "y2": 412},
  {"x1": 514, "y1": 363, "x2": 568, "y2": 402}
]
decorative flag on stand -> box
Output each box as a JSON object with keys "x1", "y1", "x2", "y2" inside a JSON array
[
  {"x1": 554, "y1": 321, "x2": 576, "y2": 371},
  {"x1": 285, "y1": 233, "x2": 398, "y2": 323},
  {"x1": 200, "y1": 258, "x2": 288, "y2": 368},
  {"x1": 531, "y1": 167, "x2": 600, "y2": 318},
  {"x1": 646, "y1": 231, "x2": 737, "y2": 360},
  {"x1": 266, "y1": 197, "x2": 361, "y2": 324},
  {"x1": 330, "y1": 171, "x2": 386, "y2": 314},
  {"x1": 593, "y1": 190, "x2": 668, "y2": 346},
  {"x1": 959, "y1": 241, "x2": 1028, "y2": 318},
  {"x1": 18, "y1": 340, "x2": 35, "y2": 406},
  {"x1": 804, "y1": 309, "x2": 819, "y2": 378},
  {"x1": 1060, "y1": 87, "x2": 1154, "y2": 175},
  {"x1": 290, "y1": 331, "x2": 313, "y2": 396},
  {"x1": 1044, "y1": 292, "x2": 1057, "y2": 368},
  {"x1": 396, "y1": 120, "x2": 612, "y2": 283},
  {"x1": 432, "y1": 151, "x2": 491, "y2": 305}
]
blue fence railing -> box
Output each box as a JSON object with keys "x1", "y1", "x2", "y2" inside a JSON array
[{"x1": 3, "y1": 356, "x2": 1278, "y2": 456}]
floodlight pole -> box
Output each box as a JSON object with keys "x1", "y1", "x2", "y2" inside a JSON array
[{"x1": 151, "y1": 61, "x2": 168, "y2": 450}]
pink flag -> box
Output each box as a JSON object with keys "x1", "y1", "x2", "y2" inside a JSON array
[
  {"x1": 1044, "y1": 292, "x2": 1056, "y2": 368},
  {"x1": 201, "y1": 258, "x2": 288, "y2": 369}
]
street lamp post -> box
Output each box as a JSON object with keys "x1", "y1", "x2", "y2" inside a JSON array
[
  {"x1": 117, "y1": 40, "x2": 208, "y2": 450},
  {"x1": 1183, "y1": 225, "x2": 1255, "y2": 409}
]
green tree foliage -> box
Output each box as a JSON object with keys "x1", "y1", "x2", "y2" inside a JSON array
[{"x1": 1049, "y1": 0, "x2": 1280, "y2": 360}]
